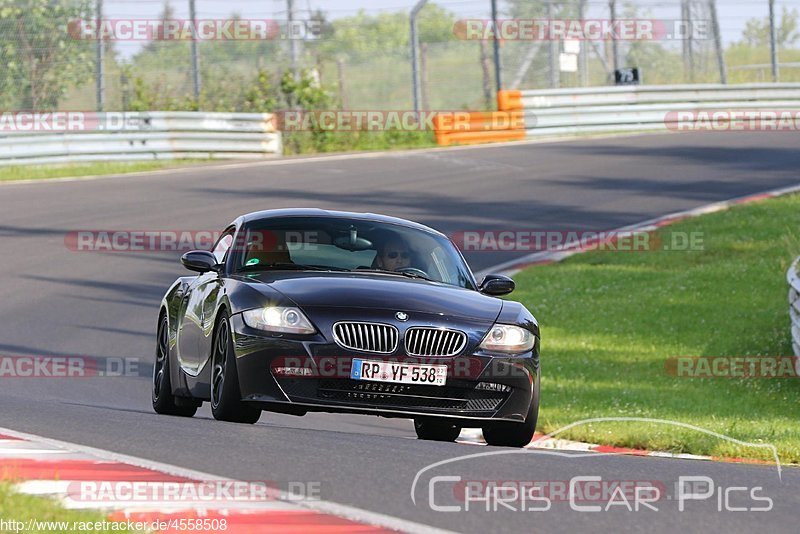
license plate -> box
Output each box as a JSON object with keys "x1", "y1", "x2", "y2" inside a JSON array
[{"x1": 350, "y1": 359, "x2": 447, "y2": 386}]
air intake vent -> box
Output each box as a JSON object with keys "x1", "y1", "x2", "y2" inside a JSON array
[
  {"x1": 405, "y1": 327, "x2": 467, "y2": 357},
  {"x1": 333, "y1": 322, "x2": 398, "y2": 353}
]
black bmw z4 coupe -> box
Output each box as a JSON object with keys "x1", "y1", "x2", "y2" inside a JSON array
[{"x1": 152, "y1": 209, "x2": 540, "y2": 447}]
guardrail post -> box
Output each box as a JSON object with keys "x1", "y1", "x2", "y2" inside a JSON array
[
  {"x1": 480, "y1": 40, "x2": 493, "y2": 108},
  {"x1": 578, "y1": 0, "x2": 588, "y2": 86},
  {"x1": 709, "y1": 0, "x2": 727, "y2": 84},
  {"x1": 681, "y1": 0, "x2": 694, "y2": 82},
  {"x1": 547, "y1": 1, "x2": 558, "y2": 88},
  {"x1": 409, "y1": 0, "x2": 428, "y2": 112},
  {"x1": 189, "y1": 0, "x2": 202, "y2": 102},
  {"x1": 95, "y1": 0, "x2": 105, "y2": 112},
  {"x1": 420, "y1": 42, "x2": 430, "y2": 110},
  {"x1": 608, "y1": 0, "x2": 619, "y2": 73},
  {"x1": 769, "y1": 0, "x2": 779, "y2": 82},
  {"x1": 337, "y1": 58, "x2": 348, "y2": 109},
  {"x1": 491, "y1": 0, "x2": 502, "y2": 93},
  {"x1": 287, "y1": 0, "x2": 300, "y2": 81}
]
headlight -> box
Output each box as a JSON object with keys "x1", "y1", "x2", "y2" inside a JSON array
[
  {"x1": 478, "y1": 324, "x2": 534, "y2": 353},
  {"x1": 242, "y1": 306, "x2": 316, "y2": 334}
]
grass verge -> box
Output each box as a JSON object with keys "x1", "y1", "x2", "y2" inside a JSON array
[
  {"x1": 0, "y1": 482, "x2": 137, "y2": 533},
  {"x1": 282, "y1": 130, "x2": 437, "y2": 155},
  {"x1": 514, "y1": 193, "x2": 800, "y2": 463},
  {"x1": 0, "y1": 160, "x2": 208, "y2": 183}
]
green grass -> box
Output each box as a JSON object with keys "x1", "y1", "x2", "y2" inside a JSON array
[
  {"x1": 514, "y1": 193, "x2": 800, "y2": 463},
  {"x1": 0, "y1": 483, "x2": 137, "y2": 533},
  {"x1": 0, "y1": 160, "x2": 208, "y2": 183},
  {"x1": 282, "y1": 130, "x2": 437, "y2": 155}
]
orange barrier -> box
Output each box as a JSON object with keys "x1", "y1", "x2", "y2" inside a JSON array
[
  {"x1": 433, "y1": 93, "x2": 525, "y2": 146},
  {"x1": 497, "y1": 90, "x2": 523, "y2": 111},
  {"x1": 435, "y1": 129, "x2": 526, "y2": 146}
]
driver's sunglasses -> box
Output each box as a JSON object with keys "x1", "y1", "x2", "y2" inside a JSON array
[{"x1": 386, "y1": 251, "x2": 410, "y2": 259}]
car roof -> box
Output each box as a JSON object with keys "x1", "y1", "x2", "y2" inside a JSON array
[{"x1": 237, "y1": 208, "x2": 447, "y2": 238}]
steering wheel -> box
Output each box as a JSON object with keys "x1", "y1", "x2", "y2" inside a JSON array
[{"x1": 396, "y1": 267, "x2": 430, "y2": 278}]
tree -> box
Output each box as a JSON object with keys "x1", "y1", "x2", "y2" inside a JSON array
[
  {"x1": 142, "y1": 0, "x2": 177, "y2": 53},
  {"x1": 317, "y1": 5, "x2": 456, "y2": 62},
  {"x1": 0, "y1": 0, "x2": 95, "y2": 109},
  {"x1": 743, "y1": 7, "x2": 799, "y2": 47}
]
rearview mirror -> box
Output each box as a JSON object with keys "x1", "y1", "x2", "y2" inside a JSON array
[
  {"x1": 181, "y1": 250, "x2": 220, "y2": 273},
  {"x1": 479, "y1": 274, "x2": 515, "y2": 296}
]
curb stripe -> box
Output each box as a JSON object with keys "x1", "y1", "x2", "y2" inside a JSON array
[
  {"x1": 0, "y1": 459, "x2": 190, "y2": 482},
  {"x1": 0, "y1": 426, "x2": 457, "y2": 534},
  {"x1": 477, "y1": 181, "x2": 800, "y2": 278},
  {"x1": 459, "y1": 431, "x2": 786, "y2": 467}
]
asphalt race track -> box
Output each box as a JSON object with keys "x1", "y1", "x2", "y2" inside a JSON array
[{"x1": 2, "y1": 131, "x2": 800, "y2": 532}]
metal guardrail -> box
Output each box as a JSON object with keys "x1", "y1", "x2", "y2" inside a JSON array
[
  {"x1": 788, "y1": 259, "x2": 800, "y2": 357},
  {"x1": 0, "y1": 111, "x2": 281, "y2": 166},
  {"x1": 434, "y1": 83, "x2": 800, "y2": 145},
  {"x1": 514, "y1": 83, "x2": 800, "y2": 136}
]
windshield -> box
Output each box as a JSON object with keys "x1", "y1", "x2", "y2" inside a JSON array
[{"x1": 231, "y1": 216, "x2": 476, "y2": 290}]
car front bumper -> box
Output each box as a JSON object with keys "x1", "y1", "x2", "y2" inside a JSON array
[{"x1": 230, "y1": 314, "x2": 539, "y2": 425}]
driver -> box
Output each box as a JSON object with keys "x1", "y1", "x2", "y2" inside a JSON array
[{"x1": 373, "y1": 237, "x2": 412, "y2": 272}]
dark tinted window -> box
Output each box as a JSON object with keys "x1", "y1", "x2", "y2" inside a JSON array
[{"x1": 234, "y1": 216, "x2": 475, "y2": 289}]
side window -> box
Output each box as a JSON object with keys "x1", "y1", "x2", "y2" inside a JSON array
[{"x1": 212, "y1": 230, "x2": 235, "y2": 264}]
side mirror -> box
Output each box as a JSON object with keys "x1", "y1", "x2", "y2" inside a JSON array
[
  {"x1": 479, "y1": 274, "x2": 515, "y2": 296},
  {"x1": 181, "y1": 250, "x2": 220, "y2": 273}
]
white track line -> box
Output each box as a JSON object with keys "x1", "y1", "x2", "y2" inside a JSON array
[
  {"x1": 0, "y1": 130, "x2": 673, "y2": 187},
  {"x1": 477, "y1": 181, "x2": 800, "y2": 278},
  {"x1": 0, "y1": 426, "x2": 456, "y2": 534}
]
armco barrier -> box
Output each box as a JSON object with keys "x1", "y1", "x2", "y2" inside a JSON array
[
  {"x1": 788, "y1": 259, "x2": 800, "y2": 357},
  {"x1": 502, "y1": 83, "x2": 800, "y2": 137},
  {"x1": 0, "y1": 111, "x2": 281, "y2": 166},
  {"x1": 435, "y1": 83, "x2": 800, "y2": 145}
]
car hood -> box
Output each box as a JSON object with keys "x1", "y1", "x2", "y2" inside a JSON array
[{"x1": 243, "y1": 272, "x2": 502, "y2": 322}]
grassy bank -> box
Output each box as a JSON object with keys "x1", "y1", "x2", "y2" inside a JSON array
[
  {"x1": 0, "y1": 160, "x2": 205, "y2": 183},
  {"x1": 515, "y1": 193, "x2": 800, "y2": 463},
  {"x1": 281, "y1": 130, "x2": 437, "y2": 155},
  {"x1": 0, "y1": 483, "x2": 136, "y2": 533}
]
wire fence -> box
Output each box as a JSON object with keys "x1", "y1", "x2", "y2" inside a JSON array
[{"x1": 2, "y1": 0, "x2": 799, "y2": 113}]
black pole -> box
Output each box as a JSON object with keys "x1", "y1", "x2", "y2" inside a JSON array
[{"x1": 491, "y1": 0, "x2": 502, "y2": 94}]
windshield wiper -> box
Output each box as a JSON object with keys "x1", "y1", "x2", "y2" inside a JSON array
[
  {"x1": 240, "y1": 263, "x2": 348, "y2": 272},
  {"x1": 350, "y1": 268, "x2": 436, "y2": 283}
]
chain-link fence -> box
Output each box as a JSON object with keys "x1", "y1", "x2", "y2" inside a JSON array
[{"x1": 1, "y1": 0, "x2": 799, "y2": 113}]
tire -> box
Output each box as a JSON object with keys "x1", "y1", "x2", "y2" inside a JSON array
[
  {"x1": 152, "y1": 314, "x2": 197, "y2": 417},
  {"x1": 210, "y1": 312, "x2": 261, "y2": 424},
  {"x1": 414, "y1": 417, "x2": 461, "y2": 442},
  {"x1": 482, "y1": 372, "x2": 540, "y2": 447}
]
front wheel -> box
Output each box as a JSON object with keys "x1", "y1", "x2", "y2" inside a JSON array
[
  {"x1": 414, "y1": 417, "x2": 461, "y2": 442},
  {"x1": 152, "y1": 314, "x2": 197, "y2": 417},
  {"x1": 482, "y1": 372, "x2": 540, "y2": 447},
  {"x1": 210, "y1": 313, "x2": 261, "y2": 424}
]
